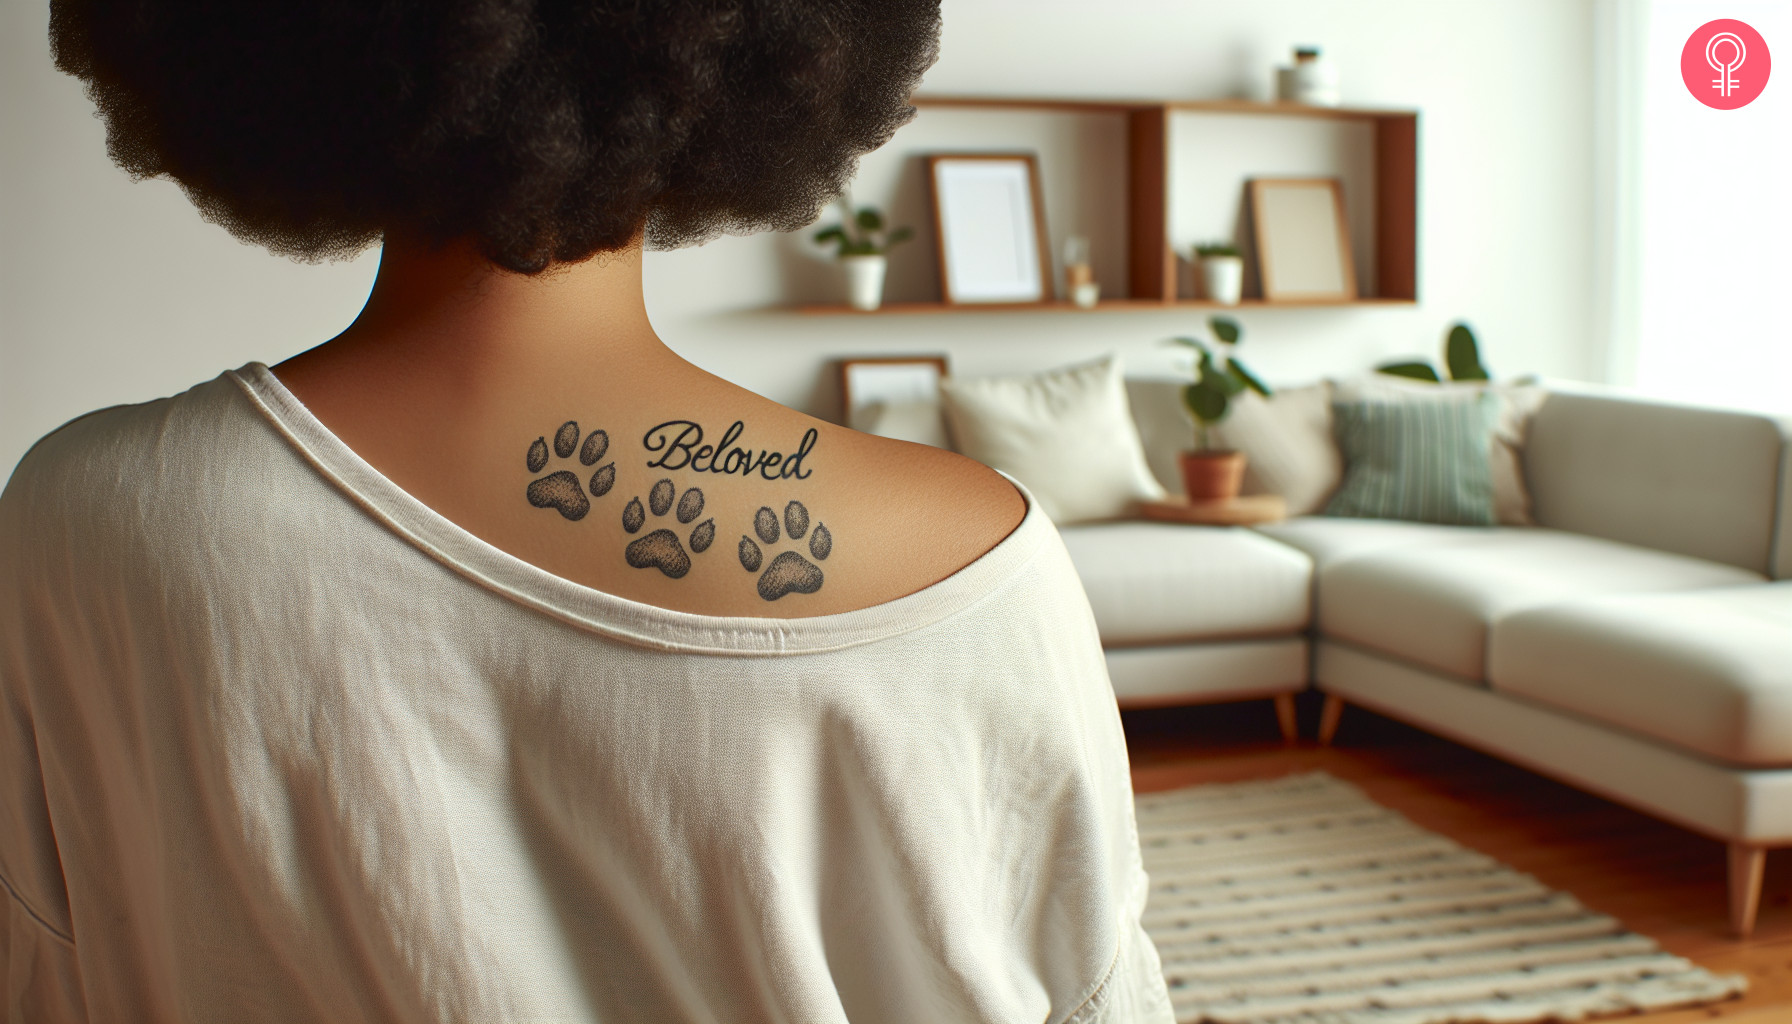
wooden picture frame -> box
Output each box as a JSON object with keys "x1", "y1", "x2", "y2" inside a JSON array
[
  {"x1": 926, "y1": 154, "x2": 1053, "y2": 305},
  {"x1": 839, "y1": 356, "x2": 950, "y2": 433},
  {"x1": 1249, "y1": 177, "x2": 1358, "y2": 302}
]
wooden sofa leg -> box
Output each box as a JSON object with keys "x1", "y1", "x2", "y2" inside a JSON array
[
  {"x1": 1729, "y1": 843, "x2": 1766, "y2": 939},
  {"x1": 1273, "y1": 694, "x2": 1298, "y2": 745},
  {"x1": 1317, "y1": 696, "x2": 1345, "y2": 746}
]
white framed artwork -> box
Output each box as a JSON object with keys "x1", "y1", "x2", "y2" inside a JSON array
[
  {"x1": 1249, "y1": 177, "x2": 1358, "y2": 302},
  {"x1": 926, "y1": 154, "x2": 1052, "y2": 305},
  {"x1": 839, "y1": 356, "x2": 950, "y2": 448}
]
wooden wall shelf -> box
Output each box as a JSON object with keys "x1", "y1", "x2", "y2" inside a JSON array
[
  {"x1": 800, "y1": 94, "x2": 1420, "y2": 314},
  {"x1": 799, "y1": 298, "x2": 1418, "y2": 315}
]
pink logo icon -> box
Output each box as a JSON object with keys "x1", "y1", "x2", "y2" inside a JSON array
[{"x1": 1681, "y1": 19, "x2": 1770, "y2": 109}]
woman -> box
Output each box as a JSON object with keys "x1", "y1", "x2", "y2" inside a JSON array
[{"x1": 0, "y1": 1, "x2": 1170, "y2": 1020}]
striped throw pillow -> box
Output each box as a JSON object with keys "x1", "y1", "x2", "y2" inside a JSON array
[{"x1": 1323, "y1": 393, "x2": 1499, "y2": 525}]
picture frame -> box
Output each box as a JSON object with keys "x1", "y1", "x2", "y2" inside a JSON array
[
  {"x1": 925, "y1": 154, "x2": 1053, "y2": 305},
  {"x1": 1249, "y1": 178, "x2": 1358, "y2": 302},
  {"x1": 838, "y1": 356, "x2": 950, "y2": 434}
]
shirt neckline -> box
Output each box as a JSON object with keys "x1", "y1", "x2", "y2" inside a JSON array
[{"x1": 228, "y1": 362, "x2": 1047, "y2": 656}]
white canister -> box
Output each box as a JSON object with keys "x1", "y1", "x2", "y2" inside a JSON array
[
  {"x1": 1277, "y1": 46, "x2": 1340, "y2": 107},
  {"x1": 841, "y1": 254, "x2": 888, "y2": 311},
  {"x1": 1200, "y1": 256, "x2": 1244, "y2": 305}
]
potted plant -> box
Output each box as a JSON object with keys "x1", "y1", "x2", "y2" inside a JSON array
[
  {"x1": 1377, "y1": 322, "x2": 1491, "y2": 382},
  {"x1": 1194, "y1": 241, "x2": 1244, "y2": 306},
  {"x1": 1169, "y1": 315, "x2": 1272, "y2": 501},
  {"x1": 813, "y1": 199, "x2": 914, "y2": 311}
]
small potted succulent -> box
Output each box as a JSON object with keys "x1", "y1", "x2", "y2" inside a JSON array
[
  {"x1": 1194, "y1": 241, "x2": 1245, "y2": 306},
  {"x1": 1169, "y1": 315, "x2": 1271, "y2": 501},
  {"x1": 813, "y1": 199, "x2": 914, "y2": 311}
]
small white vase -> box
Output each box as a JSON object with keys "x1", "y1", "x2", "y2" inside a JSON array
[
  {"x1": 841, "y1": 255, "x2": 888, "y2": 311},
  {"x1": 1277, "y1": 48, "x2": 1341, "y2": 107},
  {"x1": 1201, "y1": 256, "x2": 1244, "y2": 305}
]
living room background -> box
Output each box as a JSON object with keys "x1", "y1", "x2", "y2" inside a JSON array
[{"x1": 0, "y1": 0, "x2": 1741, "y2": 480}]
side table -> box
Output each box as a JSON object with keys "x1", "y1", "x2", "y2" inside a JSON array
[{"x1": 1138, "y1": 494, "x2": 1287, "y2": 526}]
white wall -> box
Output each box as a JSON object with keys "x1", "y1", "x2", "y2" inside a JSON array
[
  {"x1": 1, "y1": 0, "x2": 1597, "y2": 482},
  {"x1": 1628, "y1": 0, "x2": 1789, "y2": 414}
]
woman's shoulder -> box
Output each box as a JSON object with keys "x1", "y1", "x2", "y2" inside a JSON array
[
  {"x1": 1, "y1": 374, "x2": 270, "y2": 562},
  {"x1": 707, "y1": 402, "x2": 1028, "y2": 614}
]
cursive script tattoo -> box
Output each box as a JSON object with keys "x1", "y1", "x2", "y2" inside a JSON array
[{"x1": 642, "y1": 420, "x2": 817, "y2": 481}]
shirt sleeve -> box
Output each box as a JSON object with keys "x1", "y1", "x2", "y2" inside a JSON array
[
  {"x1": 0, "y1": 451, "x2": 87, "y2": 1023},
  {"x1": 3, "y1": 896, "x2": 86, "y2": 1024}
]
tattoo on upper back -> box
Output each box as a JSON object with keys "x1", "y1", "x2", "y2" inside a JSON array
[
  {"x1": 739, "y1": 500, "x2": 831, "y2": 601},
  {"x1": 642, "y1": 420, "x2": 817, "y2": 480},
  {"x1": 525, "y1": 421, "x2": 615, "y2": 521},
  {"x1": 621, "y1": 478, "x2": 714, "y2": 579},
  {"x1": 524, "y1": 416, "x2": 833, "y2": 598}
]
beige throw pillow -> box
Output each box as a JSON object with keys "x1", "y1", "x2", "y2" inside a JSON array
[
  {"x1": 1208, "y1": 383, "x2": 1343, "y2": 516},
  {"x1": 941, "y1": 355, "x2": 1165, "y2": 524},
  {"x1": 1331, "y1": 376, "x2": 1548, "y2": 525}
]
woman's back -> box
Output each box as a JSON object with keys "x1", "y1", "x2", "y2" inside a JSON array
[
  {"x1": 0, "y1": 369, "x2": 1168, "y2": 1021},
  {"x1": 6, "y1": 0, "x2": 1171, "y2": 1017},
  {"x1": 270, "y1": 240, "x2": 1026, "y2": 619}
]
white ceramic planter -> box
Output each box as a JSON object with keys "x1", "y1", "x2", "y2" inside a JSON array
[
  {"x1": 1201, "y1": 256, "x2": 1244, "y2": 305},
  {"x1": 841, "y1": 255, "x2": 888, "y2": 311},
  {"x1": 1276, "y1": 53, "x2": 1341, "y2": 106}
]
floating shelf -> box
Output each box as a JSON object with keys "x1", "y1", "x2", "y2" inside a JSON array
[
  {"x1": 790, "y1": 94, "x2": 1420, "y2": 314},
  {"x1": 799, "y1": 297, "x2": 1419, "y2": 315}
]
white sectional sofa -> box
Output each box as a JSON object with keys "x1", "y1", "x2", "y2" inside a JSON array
[{"x1": 1063, "y1": 382, "x2": 1792, "y2": 936}]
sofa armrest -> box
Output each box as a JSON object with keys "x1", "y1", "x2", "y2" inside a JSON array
[{"x1": 1776, "y1": 425, "x2": 1792, "y2": 580}]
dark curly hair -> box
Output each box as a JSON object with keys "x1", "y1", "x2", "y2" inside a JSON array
[{"x1": 50, "y1": 0, "x2": 939, "y2": 273}]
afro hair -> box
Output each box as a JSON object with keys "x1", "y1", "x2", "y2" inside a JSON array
[{"x1": 50, "y1": 0, "x2": 940, "y2": 273}]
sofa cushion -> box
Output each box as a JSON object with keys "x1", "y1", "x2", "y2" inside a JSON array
[
  {"x1": 1255, "y1": 516, "x2": 1478, "y2": 568},
  {"x1": 1489, "y1": 584, "x2": 1792, "y2": 767},
  {"x1": 1332, "y1": 376, "x2": 1549, "y2": 526},
  {"x1": 1778, "y1": 432, "x2": 1792, "y2": 580},
  {"x1": 1312, "y1": 528, "x2": 1762, "y2": 680},
  {"x1": 1323, "y1": 393, "x2": 1500, "y2": 526},
  {"x1": 942, "y1": 355, "x2": 1164, "y2": 525},
  {"x1": 1525, "y1": 389, "x2": 1788, "y2": 575},
  {"x1": 1059, "y1": 522, "x2": 1312, "y2": 646}
]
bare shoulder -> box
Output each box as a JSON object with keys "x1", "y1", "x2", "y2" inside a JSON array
[
  {"x1": 669, "y1": 366, "x2": 1028, "y2": 611},
  {"x1": 817, "y1": 425, "x2": 1027, "y2": 600}
]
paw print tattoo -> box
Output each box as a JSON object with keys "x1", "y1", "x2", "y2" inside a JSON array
[
  {"x1": 622, "y1": 478, "x2": 715, "y2": 579},
  {"x1": 525, "y1": 421, "x2": 616, "y2": 521},
  {"x1": 738, "y1": 500, "x2": 831, "y2": 601}
]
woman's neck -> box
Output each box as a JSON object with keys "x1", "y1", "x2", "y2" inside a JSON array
[{"x1": 305, "y1": 234, "x2": 667, "y2": 379}]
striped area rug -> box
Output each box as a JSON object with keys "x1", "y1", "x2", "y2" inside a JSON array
[{"x1": 1136, "y1": 772, "x2": 1747, "y2": 1024}]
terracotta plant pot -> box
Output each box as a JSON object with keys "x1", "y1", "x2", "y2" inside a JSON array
[{"x1": 1180, "y1": 450, "x2": 1247, "y2": 502}]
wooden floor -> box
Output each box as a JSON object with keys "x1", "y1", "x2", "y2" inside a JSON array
[{"x1": 1123, "y1": 695, "x2": 1792, "y2": 1023}]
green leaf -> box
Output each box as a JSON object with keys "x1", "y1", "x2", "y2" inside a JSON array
[
  {"x1": 886, "y1": 226, "x2": 914, "y2": 247},
  {"x1": 1217, "y1": 365, "x2": 1247, "y2": 397},
  {"x1": 1167, "y1": 336, "x2": 1212, "y2": 357},
  {"x1": 1228, "y1": 359, "x2": 1273, "y2": 397},
  {"x1": 1445, "y1": 323, "x2": 1490, "y2": 381},
  {"x1": 856, "y1": 208, "x2": 885, "y2": 232},
  {"x1": 813, "y1": 226, "x2": 846, "y2": 245},
  {"x1": 1209, "y1": 316, "x2": 1241, "y2": 345},
  {"x1": 1183, "y1": 381, "x2": 1229, "y2": 425},
  {"x1": 1378, "y1": 361, "x2": 1442, "y2": 382}
]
